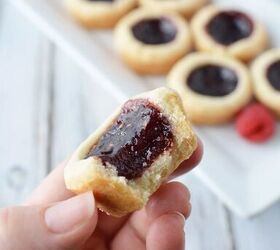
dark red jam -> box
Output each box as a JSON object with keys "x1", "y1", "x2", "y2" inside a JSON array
[
  {"x1": 206, "y1": 11, "x2": 253, "y2": 45},
  {"x1": 132, "y1": 17, "x2": 177, "y2": 45},
  {"x1": 86, "y1": 99, "x2": 174, "y2": 180},
  {"x1": 267, "y1": 60, "x2": 280, "y2": 91},
  {"x1": 187, "y1": 64, "x2": 238, "y2": 96}
]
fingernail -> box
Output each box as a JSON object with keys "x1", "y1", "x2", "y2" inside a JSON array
[
  {"x1": 186, "y1": 202, "x2": 192, "y2": 219},
  {"x1": 45, "y1": 192, "x2": 95, "y2": 234},
  {"x1": 171, "y1": 212, "x2": 186, "y2": 229}
]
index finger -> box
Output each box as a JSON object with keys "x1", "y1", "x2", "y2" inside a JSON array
[{"x1": 24, "y1": 160, "x2": 73, "y2": 205}]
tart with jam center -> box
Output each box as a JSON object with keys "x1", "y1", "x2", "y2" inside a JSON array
[
  {"x1": 114, "y1": 8, "x2": 192, "y2": 74},
  {"x1": 64, "y1": 0, "x2": 137, "y2": 28},
  {"x1": 139, "y1": 0, "x2": 208, "y2": 19},
  {"x1": 251, "y1": 49, "x2": 280, "y2": 116},
  {"x1": 64, "y1": 87, "x2": 197, "y2": 217},
  {"x1": 191, "y1": 5, "x2": 268, "y2": 62},
  {"x1": 167, "y1": 52, "x2": 253, "y2": 124}
]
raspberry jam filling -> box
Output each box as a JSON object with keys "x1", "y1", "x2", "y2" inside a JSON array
[
  {"x1": 267, "y1": 60, "x2": 280, "y2": 91},
  {"x1": 187, "y1": 64, "x2": 238, "y2": 96},
  {"x1": 86, "y1": 99, "x2": 174, "y2": 180},
  {"x1": 132, "y1": 17, "x2": 177, "y2": 45},
  {"x1": 206, "y1": 11, "x2": 253, "y2": 45}
]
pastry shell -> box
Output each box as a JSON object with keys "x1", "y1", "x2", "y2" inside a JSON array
[{"x1": 64, "y1": 87, "x2": 197, "y2": 216}]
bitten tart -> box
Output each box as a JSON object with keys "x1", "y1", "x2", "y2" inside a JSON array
[
  {"x1": 64, "y1": 87, "x2": 197, "y2": 217},
  {"x1": 114, "y1": 8, "x2": 192, "y2": 74},
  {"x1": 167, "y1": 52, "x2": 252, "y2": 124},
  {"x1": 139, "y1": 0, "x2": 208, "y2": 19},
  {"x1": 64, "y1": 0, "x2": 137, "y2": 29},
  {"x1": 191, "y1": 5, "x2": 268, "y2": 62},
  {"x1": 251, "y1": 49, "x2": 280, "y2": 116}
]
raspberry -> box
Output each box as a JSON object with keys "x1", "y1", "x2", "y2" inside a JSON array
[{"x1": 235, "y1": 103, "x2": 276, "y2": 143}]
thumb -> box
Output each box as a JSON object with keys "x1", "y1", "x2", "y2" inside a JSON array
[{"x1": 0, "y1": 192, "x2": 97, "y2": 250}]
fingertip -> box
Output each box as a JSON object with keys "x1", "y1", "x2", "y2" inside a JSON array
[
  {"x1": 183, "y1": 137, "x2": 203, "y2": 168},
  {"x1": 171, "y1": 137, "x2": 203, "y2": 178},
  {"x1": 146, "y1": 182, "x2": 191, "y2": 220},
  {"x1": 147, "y1": 212, "x2": 185, "y2": 250},
  {"x1": 45, "y1": 191, "x2": 97, "y2": 234}
]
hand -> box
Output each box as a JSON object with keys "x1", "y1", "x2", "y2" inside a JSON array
[{"x1": 0, "y1": 140, "x2": 203, "y2": 250}]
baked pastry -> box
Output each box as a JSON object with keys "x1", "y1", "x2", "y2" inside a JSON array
[
  {"x1": 64, "y1": 87, "x2": 197, "y2": 217},
  {"x1": 251, "y1": 49, "x2": 280, "y2": 116},
  {"x1": 139, "y1": 0, "x2": 208, "y2": 19},
  {"x1": 167, "y1": 52, "x2": 252, "y2": 124},
  {"x1": 191, "y1": 5, "x2": 268, "y2": 62},
  {"x1": 114, "y1": 8, "x2": 192, "y2": 74},
  {"x1": 64, "y1": 0, "x2": 137, "y2": 29}
]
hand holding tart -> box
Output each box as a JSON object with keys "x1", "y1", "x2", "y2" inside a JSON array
[{"x1": 64, "y1": 87, "x2": 197, "y2": 217}]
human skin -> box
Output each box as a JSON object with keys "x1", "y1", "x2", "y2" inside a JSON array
[{"x1": 0, "y1": 140, "x2": 203, "y2": 250}]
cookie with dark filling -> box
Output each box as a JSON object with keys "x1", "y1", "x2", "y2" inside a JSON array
[
  {"x1": 191, "y1": 5, "x2": 268, "y2": 62},
  {"x1": 139, "y1": 0, "x2": 208, "y2": 18},
  {"x1": 114, "y1": 8, "x2": 192, "y2": 74},
  {"x1": 64, "y1": 0, "x2": 137, "y2": 28},
  {"x1": 251, "y1": 49, "x2": 280, "y2": 116},
  {"x1": 64, "y1": 87, "x2": 197, "y2": 216},
  {"x1": 167, "y1": 52, "x2": 252, "y2": 124}
]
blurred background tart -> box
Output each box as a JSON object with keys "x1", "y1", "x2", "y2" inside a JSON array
[
  {"x1": 191, "y1": 5, "x2": 268, "y2": 62},
  {"x1": 114, "y1": 8, "x2": 192, "y2": 74},
  {"x1": 64, "y1": 0, "x2": 137, "y2": 28},
  {"x1": 251, "y1": 48, "x2": 280, "y2": 116},
  {"x1": 167, "y1": 52, "x2": 253, "y2": 124}
]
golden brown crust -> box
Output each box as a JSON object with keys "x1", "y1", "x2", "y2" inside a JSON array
[
  {"x1": 64, "y1": 87, "x2": 197, "y2": 217},
  {"x1": 190, "y1": 5, "x2": 269, "y2": 62},
  {"x1": 64, "y1": 0, "x2": 138, "y2": 29},
  {"x1": 251, "y1": 49, "x2": 280, "y2": 116},
  {"x1": 114, "y1": 8, "x2": 192, "y2": 75},
  {"x1": 139, "y1": 0, "x2": 208, "y2": 19},
  {"x1": 167, "y1": 52, "x2": 253, "y2": 124}
]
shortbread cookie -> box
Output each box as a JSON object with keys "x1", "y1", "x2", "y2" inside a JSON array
[
  {"x1": 139, "y1": 0, "x2": 208, "y2": 18},
  {"x1": 251, "y1": 49, "x2": 280, "y2": 115},
  {"x1": 64, "y1": 0, "x2": 137, "y2": 29},
  {"x1": 114, "y1": 8, "x2": 192, "y2": 74},
  {"x1": 167, "y1": 52, "x2": 253, "y2": 124},
  {"x1": 191, "y1": 5, "x2": 268, "y2": 62},
  {"x1": 64, "y1": 87, "x2": 197, "y2": 217}
]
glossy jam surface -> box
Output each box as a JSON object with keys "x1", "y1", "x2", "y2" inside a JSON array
[
  {"x1": 267, "y1": 60, "x2": 280, "y2": 91},
  {"x1": 206, "y1": 11, "x2": 253, "y2": 45},
  {"x1": 86, "y1": 99, "x2": 174, "y2": 180},
  {"x1": 187, "y1": 64, "x2": 238, "y2": 96},
  {"x1": 132, "y1": 18, "x2": 177, "y2": 45}
]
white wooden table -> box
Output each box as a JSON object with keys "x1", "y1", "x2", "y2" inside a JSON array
[{"x1": 0, "y1": 1, "x2": 279, "y2": 249}]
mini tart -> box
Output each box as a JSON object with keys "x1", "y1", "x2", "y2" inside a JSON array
[
  {"x1": 114, "y1": 8, "x2": 192, "y2": 74},
  {"x1": 191, "y1": 5, "x2": 268, "y2": 62},
  {"x1": 64, "y1": 0, "x2": 137, "y2": 29},
  {"x1": 139, "y1": 0, "x2": 208, "y2": 19},
  {"x1": 251, "y1": 49, "x2": 280, "y2": 116},
  {"x1": 64, "y1": 87, "x2": 197, "y2": 217},
  {"x1": 167, "y1": 52, "x2": 252, "y2": 124}
]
